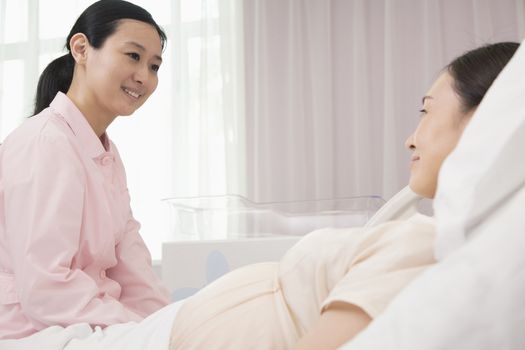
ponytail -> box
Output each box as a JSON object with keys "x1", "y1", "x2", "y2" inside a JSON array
[{"x1": 32, "y1": 53, "x2": 74, "y2": 116}]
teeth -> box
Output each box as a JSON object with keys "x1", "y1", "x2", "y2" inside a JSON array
[{"x1": 123, "y1": 88, "x2": 140, "y2": 99}]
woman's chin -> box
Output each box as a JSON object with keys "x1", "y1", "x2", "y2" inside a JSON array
[
  {"x1": 408, "y1": 181, "x2": 435, "y2": 199},
  {"x1": 116, "y1": 106, "x2": 137, "y2": 117}
]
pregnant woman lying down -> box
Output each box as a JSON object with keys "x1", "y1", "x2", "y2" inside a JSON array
[{"x1": 168, "y1": 42, "x2": 519, "y2": 350}]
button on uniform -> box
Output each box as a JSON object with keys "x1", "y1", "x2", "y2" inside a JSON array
[{"x1": 101, "y1": 156, "x2": 113, "y2": 166}]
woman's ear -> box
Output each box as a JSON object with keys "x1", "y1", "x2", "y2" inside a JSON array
[{"x1": 69, "y1": 33, "x2": 90, "y2": 64}]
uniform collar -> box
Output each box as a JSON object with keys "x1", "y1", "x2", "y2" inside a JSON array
[{"x1": 49, "y1": 92, "x2": 112, "y2": 159}]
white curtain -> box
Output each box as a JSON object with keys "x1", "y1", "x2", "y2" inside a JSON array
[
  {"x1": 243, "y1": 0, "x2": 525, "y2": 203},
  {"x1": 167, "y1": 0, "x2": 245, "y2": 198},
  {"x1": 111, "y1": 0, "x2": 246, "y2": 257}
]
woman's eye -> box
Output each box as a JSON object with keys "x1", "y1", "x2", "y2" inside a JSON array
[
  {"x1": 127, "y1": 52, "x2": 140, "y2": 61},
  {"x1": 151, "y1": 64, "x2": 160, "y2": 72},
  {"x1": 419, "y1": 109, "x2": 427, "y2": 115}
]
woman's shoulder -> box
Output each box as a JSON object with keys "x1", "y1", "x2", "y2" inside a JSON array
[
  {"x1": 4, "y1": 108, "x2": 70, "y2": 148},
  {"x1": 312, "y1": 214, "x2": 436, "y2": 259},
  {"x1": 290, "y1": 213, "x2": 435, "y2": 250},
  {"x1": 279, "y1": 214, "x2": 436, "y2": 270},
  {"x1": 1, "y1": 109, "x2": 82, "y2": 181},
  {"x1": 359, "y1": 213, "x2": 436, "y2": 256},
  {"x1": 370, "y1": 213, "x2": 435, "y2": 237}
]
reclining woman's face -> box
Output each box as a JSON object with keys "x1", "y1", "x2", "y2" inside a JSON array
[{"x1": 405, "y1": 72, "x2": 475, "y2": 198}]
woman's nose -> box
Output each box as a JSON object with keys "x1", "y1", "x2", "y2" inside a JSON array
[
  {"x1": 134, "y1": 64, "x2": 149, "y2": 85},
  {"x1": 405, "y1": 133, "x2": 415, "y2": 150}
]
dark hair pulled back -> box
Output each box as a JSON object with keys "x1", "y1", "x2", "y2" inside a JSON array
[
  {"x1": 447, "y1": 42, "x2": 519, "y2": 112},
  {"x1": 33, "y1": 0, "x2": 167, "y2": 115}
]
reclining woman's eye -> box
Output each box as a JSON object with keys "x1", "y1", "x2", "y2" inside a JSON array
[
  {"x1": 127, "y1": 52, "x2": 140, "y2": 61},
  {"x1": 419, "y1": 109, "x2": 427, "y2": 115}
]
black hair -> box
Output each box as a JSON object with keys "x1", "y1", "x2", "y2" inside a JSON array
[
  {"x1": 447, "y1": 42, "x2": 519, "y2": 112},
  {"x1": 33, "y1": 0, "x2": 167, "y2": 115}
]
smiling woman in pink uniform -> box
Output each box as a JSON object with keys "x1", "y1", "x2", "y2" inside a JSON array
[{"x1": 0, "y1": 1, "x2": 176, "y2": 348}]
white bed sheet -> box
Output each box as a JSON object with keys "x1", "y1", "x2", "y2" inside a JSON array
[{"x1": 0, "y1": 300, "x2": 185, "y2": 350}]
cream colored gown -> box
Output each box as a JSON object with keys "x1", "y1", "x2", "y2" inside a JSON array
[{"x1": 169, "y1": 214, "x2": 435, "y2": 349}]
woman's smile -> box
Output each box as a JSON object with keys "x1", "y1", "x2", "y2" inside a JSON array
[{"x1": 122, "y1": 87, "x2": 142, "y2": 100}]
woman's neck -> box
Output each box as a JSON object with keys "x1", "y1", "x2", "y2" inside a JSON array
[{"x1": 66, "y1": 88, "x2": 116, "y2": 138}]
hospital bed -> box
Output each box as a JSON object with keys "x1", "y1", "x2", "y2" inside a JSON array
[{"x1": 161, "y1": 187, "x2": 422, "y2": 301}]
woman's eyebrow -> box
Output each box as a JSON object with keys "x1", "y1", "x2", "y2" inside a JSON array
[{"x1": 125, "y1": 41, "x2": 163, "y2": 62}]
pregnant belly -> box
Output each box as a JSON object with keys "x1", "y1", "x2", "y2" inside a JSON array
[{"x1": 169, "y1": 262, "x2": 299, "y2": 349}]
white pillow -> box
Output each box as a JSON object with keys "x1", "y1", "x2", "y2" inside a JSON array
[{"x1": 433, "y1": 40, "x2": 525, "y2": 259}]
